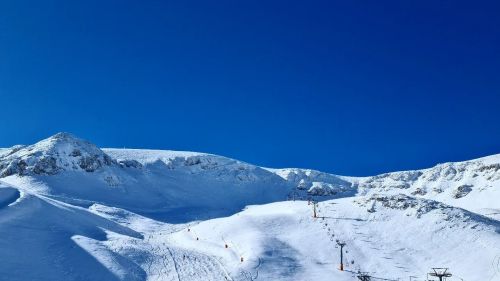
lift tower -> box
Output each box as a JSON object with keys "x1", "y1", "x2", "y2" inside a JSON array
[
  {"x1": 312, "y1": 201, "x2": 318, "y2": 218},
  {"x1": 336, "y1": 240, "x2": 346, "y2": 271},
  {"x1": 428, "y1": 268, "x2": 452, "y2": 281}
]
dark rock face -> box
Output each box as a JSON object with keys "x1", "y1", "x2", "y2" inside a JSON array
[
  {"x1": 477, "y1": 164, "x2": 500, "y2": 172},
  {"x1": 78, "y1": 155, "x2": 103, "y2": 172},
  {"x1": 308, "y1": 186, "x2": 337, "y2": 196},
  {"x1": 184, "y1": 157, "x2": 202, "y2": 166},
  {"x1": 453, "y1": 185, "x2": 473, "y2": 199},
  {"x1": 411, "y1": 188, "x2": 427, "y2": 196},
  {"x1": 69, "y1": 149, "x2": 82, "y2": 157},
  {"x1": 373, "y1": 194, "x2": 421, "y2": 210},
  {"x1": 357, "y1": 194, "x2": 442, "y2": 218},
  {"x1": 33, "y1": 157, "x2": 59, "y2": 175},
  {"x1": 118, "y1": 159, "x2": 143, "y2": 169},
  {"x1": 0, "y1": 160, "x2": 28, "y2": 177},
  {"x1": 76, "y1": 154, "x2": 115, "y2": 172}
]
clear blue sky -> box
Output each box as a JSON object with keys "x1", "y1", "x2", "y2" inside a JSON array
[{"x1": 0, "y1": 1, "x2": 499, "y2": 176}]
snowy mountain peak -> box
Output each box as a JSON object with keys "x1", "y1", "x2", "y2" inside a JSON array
[
  {"x1": 35, "y1": 132, "x2": 102, "y2": 154},
  {"x1": 0, "y1": 132, "x2": 116, "y2": 177}
]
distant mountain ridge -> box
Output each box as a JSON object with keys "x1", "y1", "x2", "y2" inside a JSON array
[
  {"x1": 0, "y1": 133, "x2": 291, "y2": 217},
  {"x1": 0, "y1": 133, "x2": 498, "y2": 215},
  {"x1": 270, "y1": 157, "x2": 499, "y2": 218}
]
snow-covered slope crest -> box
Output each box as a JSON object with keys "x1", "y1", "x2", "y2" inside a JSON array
[
  {"x1": 0, "y1": 132, "x2": 283, "y2": 184},
  {"x1": 269, "y1": 154, "x2": 500, "y2": 214},
  {"x1": 357, "y1": 154, "x2": 500, "y2": 194},
  {"x1": 104, "y1": 148, "x2": 278, "y2": 184},
  {"x1": 268, "y1": 168, "x2": 354, "y2": 196},
  {"x1": 0, "y1": 132, "x2": 117, "y2": 177},
  {"x1": 355, "y1": 193, "x2": 499, "y2": 226},
  {"x1": 350, "y1": 154, "x2": 500, "y2": 215}
]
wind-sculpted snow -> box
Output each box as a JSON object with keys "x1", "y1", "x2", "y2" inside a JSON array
[
  {"x1": 0, "y1": 185, "x2": 20, "y2": 208},
  {"x1": 0, "y1": 183, "x2": 144, "y2": 281},
  {"x1": 105, "y1": 148, "x2": 283, "y2": 184}
]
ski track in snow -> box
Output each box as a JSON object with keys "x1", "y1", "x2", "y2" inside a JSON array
[{"x1": 2, "y1": 179, "x2": 500, "y2": 281}]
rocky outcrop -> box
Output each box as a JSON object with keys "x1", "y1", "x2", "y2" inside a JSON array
[
  {"x1": 453, "y1": 184, "x2": 473, "y2": 199},
  {"x1": 355, "y1": 155, "x2": 500, "y2": 201},
  {"x1": 0, "y1": 133, "x2": 119, "y2": 177}
]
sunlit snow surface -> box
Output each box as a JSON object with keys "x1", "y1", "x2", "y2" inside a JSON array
[{"x1": 0, "y1": 134, "x2": 499, "y2": 281}]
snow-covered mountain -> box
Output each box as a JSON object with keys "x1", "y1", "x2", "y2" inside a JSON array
[
  {"x1": 0, "y1": 133, "x2": 498, "y2": 281},
  {"x1": 271, "y1": 154, "x2": 500, "y2": 218},
  {"x1": 0, "y1": 132, "x2": 117, "y2": 176},
  {"x1": 0, "y1": 133, "x2": 291, "y2": 220}
]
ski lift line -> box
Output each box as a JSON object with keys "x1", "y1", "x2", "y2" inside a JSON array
[{"x1": 318, "y1": 199, "x2": 458, "y2": 281}]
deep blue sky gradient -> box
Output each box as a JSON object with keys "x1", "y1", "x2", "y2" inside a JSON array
[{"x1": 0, "y1": 0, "x2": 499, "y2": 176}]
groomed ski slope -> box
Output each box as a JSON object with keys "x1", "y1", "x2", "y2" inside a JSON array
[
  {"x1": 165, "y1": 198, "x2": 500, "y2": 281},
  {"x1": 2, "y1": 178, "x2": 499, "y2": 281}
]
